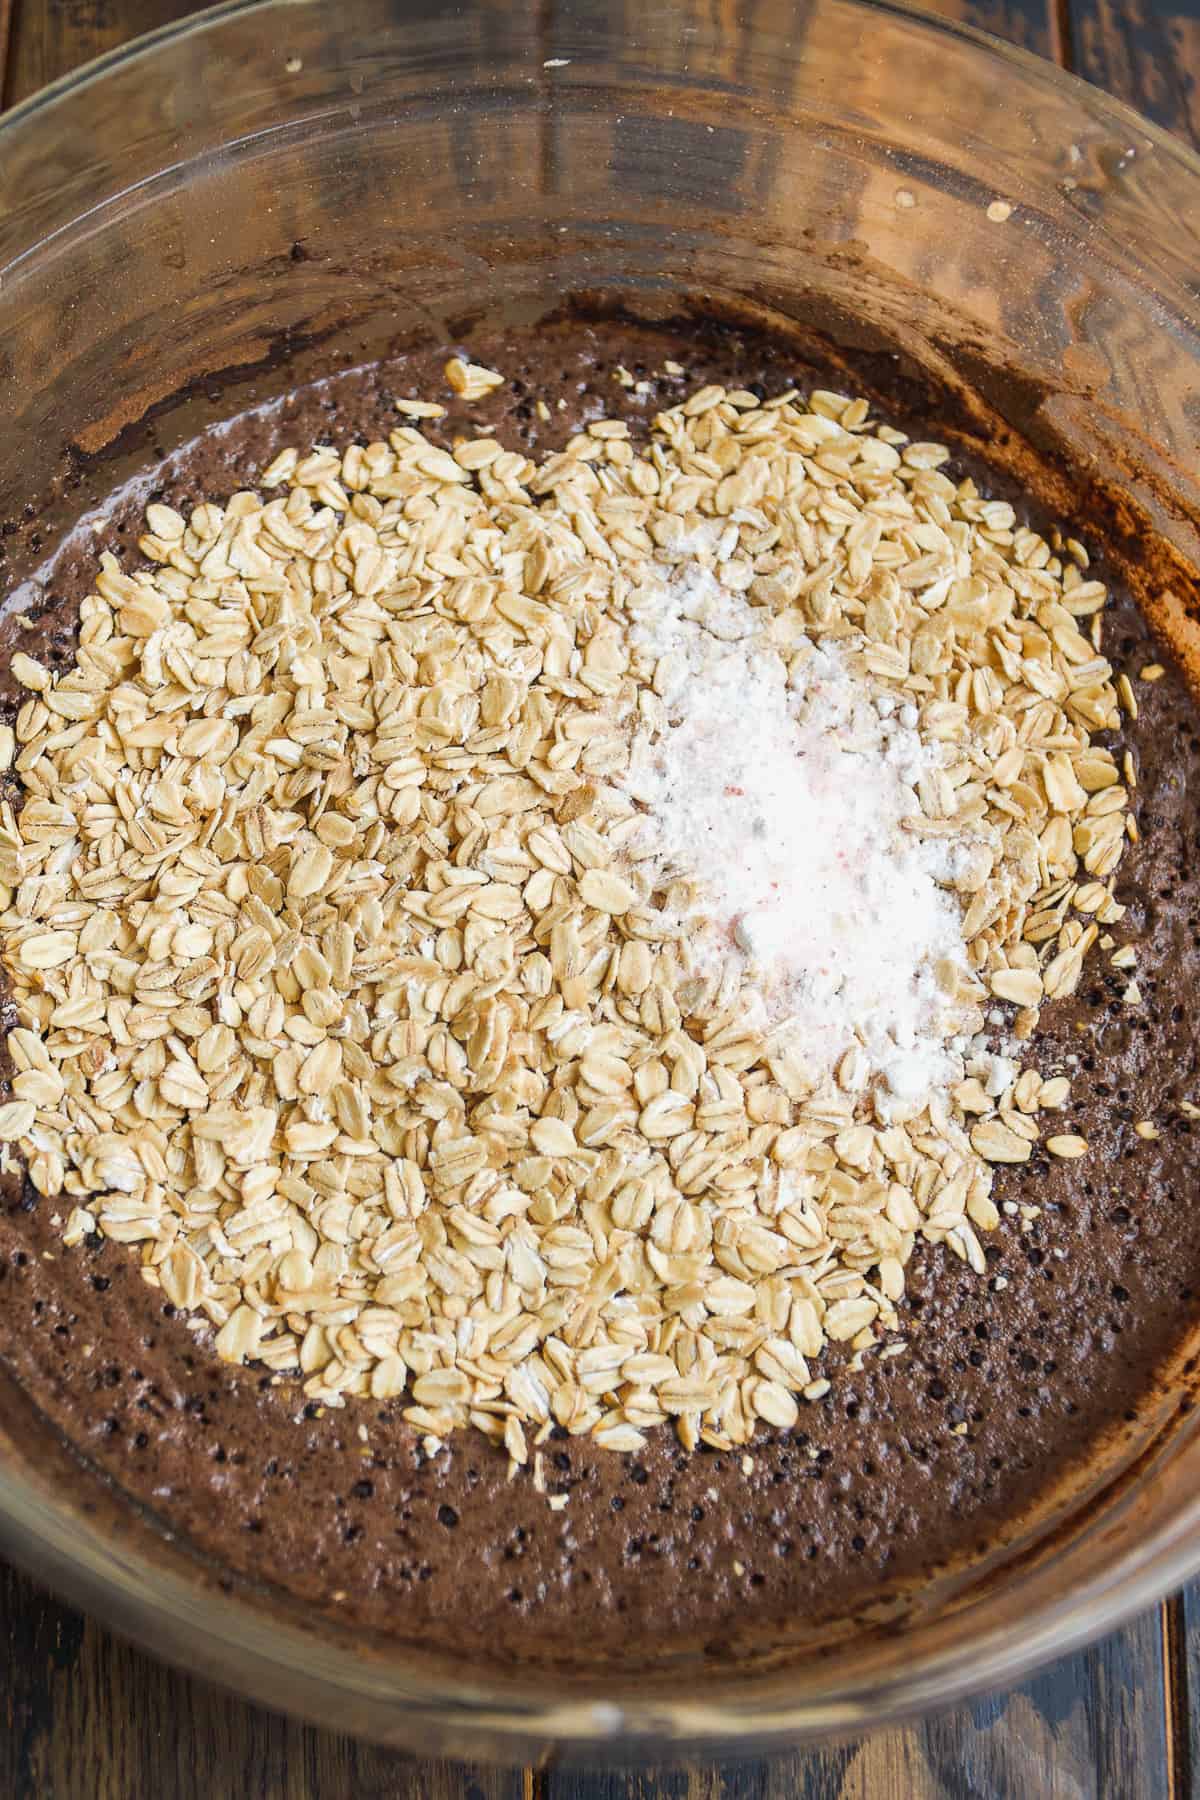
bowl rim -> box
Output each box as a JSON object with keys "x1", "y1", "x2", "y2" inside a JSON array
[
  {"x1": 4, "y1": 0, "x2": 1200, "y2": 188},
  {"x1": 3, "y1": 0, "x2": 1200, "y2": 1755}
]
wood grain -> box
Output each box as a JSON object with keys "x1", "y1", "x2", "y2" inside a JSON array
[
  {"x1": 1, "y1": 0, "x2": 1199, "y2": 1794},
  {"x1": 0, "y1": 1560, "x2": 525, "y2": 1800},
  {"x1": 539, "y1": 1611, "x2": 1171, "y2": 1798},
  {"x1": 3, "y1": 0, "x2": 195, "y2": 104},
  {"x1": 1068, "y1": 0, "x2": 1200, "y2": 145},
  {"x1": 0, "y1": 0, "x2": 12, "y2": 105},
  {"x1": 918, "y1": 0, "x2": 1056, "y2": 53},
  {"x1": 1058, "y1": 0, "x2": 1200, "y2": 1785}
]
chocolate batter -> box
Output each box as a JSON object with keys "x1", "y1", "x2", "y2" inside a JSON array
[{"x1": 0, "y1": 318, "x2": 1198, "y2": 1675}]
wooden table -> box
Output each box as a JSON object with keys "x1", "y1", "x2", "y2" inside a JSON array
[{"x1": 1, "y1": 0, "x2": 1199, "y2": 1793}]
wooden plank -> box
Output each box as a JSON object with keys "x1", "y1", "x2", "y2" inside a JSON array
[
  {"x1": 917, "y1": 0, "x2": 1056, "y2": 55},
  {"x1": 0, "y1": 0, "x2": 13, "y2": 105},
  {"x1": 0, "y1": 1558, "x2": 525, "y2": 1800},
  {"x1": 542, "y1": 1611, "x2": 1169, "y2": 1798},
  {"x1": 1055, "y1": 0, "x2": 1200, "y2": 1780},
  {"x1": 0, "y1": 1597, "x2": 1166, "y2": 1800},
  {"x1": 1163, "y1": 1593, "x2": 1191, "y2": 1799},
  {"x1": 1175, "y1": 1584, "x2": 1200, "y2": 1800},
  {"x1": 1067, "y1": 0, "x2": 1200, "y2": 146},
  {"x1": 1055, "y1": 0, "x2": 1200, "y2": 1770},
  {"x1": 4, "y1": 0, "x2": 198, "y2": 105},
  {"x1": 919, "y1": 1612, "x2": 1171, "y2": 1800}
]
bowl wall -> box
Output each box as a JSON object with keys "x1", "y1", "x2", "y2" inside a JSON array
[{"x1": 2, "y1": 0, "x2": 1200, "y2": 1758}]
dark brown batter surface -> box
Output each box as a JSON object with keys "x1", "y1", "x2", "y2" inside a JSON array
[{"x1": 1, "y1": 318, "x2": 1199, "y2": 1675}]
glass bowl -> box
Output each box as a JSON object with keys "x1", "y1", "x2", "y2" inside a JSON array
[{"x1": 2, "y1": 0, "x2": 1200, "y2": 1762}]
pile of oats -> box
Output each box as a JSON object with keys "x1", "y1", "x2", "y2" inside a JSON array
[{"x1": 0, "y1": 370, "x2": 1130, "y2": 1458}]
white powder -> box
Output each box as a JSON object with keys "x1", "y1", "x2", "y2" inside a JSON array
[{"x1": 623, "y1": 552, "x2": 969, "y2": 1109}]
